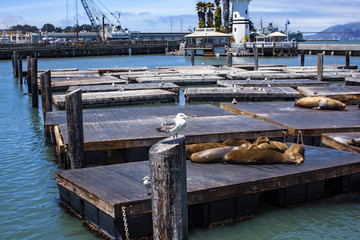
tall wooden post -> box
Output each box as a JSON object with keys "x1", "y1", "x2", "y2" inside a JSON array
[
  {"x1": 65, "y1": 89, "x2": 85, "y2": 169},
  {"x1": 345, "y1": 49, "x2": 350, "y2": 69},
  {"x1": 149, "y1": 135, "x2": 188, "y2": 240},
  {"x1": 13, "y1": 52, "x2": 19, "y2": 78},
  {"x1": 300, "y1": 50, "x2": 305, "y2": 67},
  {"x1": 18, "y1": 57, "x2": 23, "y2": 84},
  {"x1": 27, "y1": 56, "x2": 32, "y2": 93},
  {"x1": 272, "y1": 42, "x2": 275, "y2": 56},
  {"x1": 31, "y1": 58, "x2": 39, "y2": 108},
  {"x1": 227, "y1": 52, "x2": 232, "y2": 67},
  {"x1": 40, "y1": 70, "x2": 52, "y2": 121},
  {"x1": 317, "y1": 53, "x2": 324, "y2": 81},
  {"x1": 190, "y1": 50, "x2": 195, "y2": 66},
  {"x1": 254, "y1": 46, "x2": 259, "y2": 71}
]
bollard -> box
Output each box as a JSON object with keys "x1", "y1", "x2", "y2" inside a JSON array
[
  {"x1": 18, "y1": 57, "x2": 23, "y2": 84},
  {"x1": 227, "y1": 52, "x2": 232, "y2": 67},
  {"x1": 190, "y1": 50, "x2": 195, "y2": 66},
  {"x1": 254, "y1": 46, "x2": 259, "y2": 71},
  {"x1": 65, "y1": 89, "x2": 85, "y2": 169},
  {"x1": 31, "y1": 58, "x2": 39, "y2": 108},
  {"x1": 300, "y1": 50, "x2": 305, "y2": 67},
  {"x1": 149, "y1": 135, "x2": 188, "y2": 240},
  {"x1": 317, "y1": 53, "x2": 324, "y2": 81}
]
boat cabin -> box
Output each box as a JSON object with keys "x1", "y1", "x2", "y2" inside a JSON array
[{"x1": 184, "y1": 28, "x2": 232, "y2": 56}]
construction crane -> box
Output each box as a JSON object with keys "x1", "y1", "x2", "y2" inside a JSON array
[{"x1": 80, "y1": 0, "x2": 130, "y2": 41}]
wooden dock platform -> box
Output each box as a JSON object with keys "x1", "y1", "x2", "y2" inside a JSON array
[
  {"x1": 221, "y1": 102, "x2": 360, "y2": 145},
  {"x1": 135, "y1": 75, "x2": 224, "y2": 85},
  {"x1": 297, "y1": 86, "x2": 360, "y2": 97},
  {"x1": 67, "y1": 82, "x2": 180, "y2": 93},
  {"x1": 346, "y1": 77, "x2": 360, "y2": 86},
  {"x1": 53, "y1": 89, "x2": 177, "y2": 109},
  {"x1": 217, "y1": 79, "x2": 329, "y2": 88},
  {"x1": 56, "y1": 145, "x2": 360, "y2": 239},
  {"x1": 321, "y1": 132, "x2": 360, "y2": 153},
  {"x1": 184, "y1": 87, "x2": 301, "y2": 101}
]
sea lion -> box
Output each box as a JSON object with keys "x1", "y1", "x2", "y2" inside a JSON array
[
  {"x1": 347, "y1": 138, "x2": 360, "y2": 147},
  {"x1": 255, "y1": 141, "x2": 289, "y2": 153},
  {"x1": 330, "y1": 95, "x2": 360, "y2": 105},
  {"x1": 252, "y1": 136, "x2": 270, "y2": 146},
  {"x1": 223, "y1": 138, "x2": 251, "y2": 146},
  {"x1": 186, "y1": 142, "x2": 226, "y2": 159},
  {"x1": 223, "y1": 144, "x2": 305, "y2": 165},
  {"x1": 190, "y1": 146, "x2": 239, "y2": 163},
  {"x1": 295, "y1": 97, "x2": 348, "y2": 111}
]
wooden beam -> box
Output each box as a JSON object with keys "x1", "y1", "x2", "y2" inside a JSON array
[
  {"x1": 31, "y1": 58, "x2": 38, "y2": 108},
  {"x1": 317, "y1": 53, "x2": 324, "y2": 81}
]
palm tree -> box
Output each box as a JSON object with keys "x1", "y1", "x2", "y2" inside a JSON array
[
  {"x1": 196, "y1": 2, "x2": 207, "y2": 28},
  {"x1": 214, "y1": 0, "x2": 221, "y2": 7},
  {"x1": 206, "y1": 2, "x2": 215, "y2": 28},
  {"x1": 214, "y1": 0, "x2": 222, "y2": 31},
  {"x1": 223, "y1": 0, "x2": 230, "y2": 33}
]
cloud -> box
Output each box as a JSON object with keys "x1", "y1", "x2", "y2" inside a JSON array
[{"x1": 0, "y1": 12, "x2": 25, "y2": 27}]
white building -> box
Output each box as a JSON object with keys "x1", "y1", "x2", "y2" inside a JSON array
[{"x1": 231, "y1": 0, "x2": 252, "y2": 43}]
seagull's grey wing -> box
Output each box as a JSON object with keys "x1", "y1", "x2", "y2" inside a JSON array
[{"x1": 156, "y1": 119, "x2": 176, "y2": 133}]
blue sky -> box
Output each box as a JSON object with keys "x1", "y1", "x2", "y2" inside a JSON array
[{"x1": 1, "y1": 0, "x2": 359, "y2": 33}]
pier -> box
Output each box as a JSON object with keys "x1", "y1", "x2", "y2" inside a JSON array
[{"x1": 298, "y1": 43, "x2": 360, "y2": 56}]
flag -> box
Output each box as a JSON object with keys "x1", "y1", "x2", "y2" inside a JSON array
[{"x1": 287, "y1": 19, "x2": 290, "y2": 25}]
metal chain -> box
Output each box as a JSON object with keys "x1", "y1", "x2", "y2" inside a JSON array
[
  {"x1": 122, "y1": 206, "x2": 130, "y2": 240},
  {"x1": 297, "y1": 130, "x2": 304, "y2": 145},
  {"x1": 282, "y1": 131, "x2": 288, "y2": 143}
]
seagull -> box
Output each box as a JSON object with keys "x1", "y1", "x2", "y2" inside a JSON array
[
  {"x1": 232, "y1": 98, "x2": 237, "y2": 104},
  {"x1": 142, "y1": 176, "x2": 151, "y2": 195},
  {"x1": 159, "y1": 81, "x2": 164, "y2": 87},
  {"x1": 157, "y1": 113, "x2": 189, "y2": 139}
]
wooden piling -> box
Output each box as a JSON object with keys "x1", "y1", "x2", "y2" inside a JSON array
[
  {"x1": 227, "y1": 52, "x2": 232, "y2": 67},
  {"x1": 13, "y1": 52, "x2": 19, "y2": 78},
  {"x1": 254, "y1": 46, "x2": 259, "y2": 71},
  {"x1": 317, "y1": 53, "x2": 324, "y2": 81},
  {"x1": 65, "y1": 89, "x2": 85, "y2": 169},
  {"x1": 272, "y1": 42, "x2": 275, "y2": 56},
  {"x1": 149, "y1": 135, "x2": 188, "y2": 240},
  {"x1": 345, "y1": 49, "x2": 350, "y2": 69},
  {"x1": 191, "y1": 50, "x2": 195, "y2": 66},
  {"x1": 27, "y1": 56, "x2": 32, "y2": 93},
  {"x1": 40, "y1": 70, "x2": 52, "y2": 121},
  {"x1": 31, "y1": 58, "x2": 39, "y2": 108},
  {"x1": 301, "y1": 50, "x2": 305, "y2": 67},
  {"x1": 17, "y1": 57, "x2": 23, "y2": 84}
]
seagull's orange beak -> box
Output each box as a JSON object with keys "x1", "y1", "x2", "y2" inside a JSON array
[{"x1": 184, "y1": 116, "x2": 189, "y2": 119}]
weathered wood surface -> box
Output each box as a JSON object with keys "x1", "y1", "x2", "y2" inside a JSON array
[
  {"x1": 321, "y1": 132, "x2": 360, "y2": 153},
  {"x1": 227, "y1": 72, "x2": 346, "y2": 81},
  {"x1": 87, "y1": 66, "x2": 148, "y2": 73},
  {"x1": 38, "y1": 68, "x2": 79, "y2": 73},
  {"x1": 53, "y1": 89, "x2": 177, "y2": 109},
  {"x1": 217, "y1": 79, "x2": 329, "y2": 88},
  {"x1": 135, "y1": 75, "x2": 224, "y2": 85},
  {"x1": 67, "y1": 82, "x2": 180, "y2": 93},
  {"x1": 346, "y1": 77, "x2": 360, "y2": 86},
  {"x1": 185, "y1": 87, "x2": 301, "y2": 101},
  {"x1": 297, "y1": 86, "x2": 360, "y2": 97},
  {"x1": 38, "y1": 70, "x2": 99, "y2": 78},
  {"x1": 31, "y1": 58, "x2": 38, "y2": 108},
  {"x1": 51, "y1": 77, "x2": 127, "y2": 92},
  {"x1": 221, "y1": 102, "x2": 360, "y2": 137},
  {"x1": 150, "y1": 135, "x2": 188, "y2": 240},
  {"x1": 56, "y1": 145, "x2": 360, "y2": 218},
  {"x1": 45, "y1": 105, "x2": 286, "y2": 151}
]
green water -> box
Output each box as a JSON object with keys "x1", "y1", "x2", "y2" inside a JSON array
[{"x1": 1, "y1": 54, "x2": 360, "y2": 240}]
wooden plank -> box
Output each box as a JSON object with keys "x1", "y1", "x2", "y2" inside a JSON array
[
  {"x1": 221, "y1": 102, "x2": 360, "y2": 137},
  {"x1": 87, "y1": 66, "x2": 148, "y2": 73},
  {"x1": 56, "y1": 145, "x2": 360, "y2": 218},
  {"x1": 53, "y1": 89, "x2": 177, "y2": 109},
  {"x1": 297, "y1": 86, "x2": 360, "y2": 97},
  {"x1": 321, "y1": 132, "x2": 360, "y2": 153},
  {"x1": 185, "y1": 87, "x2": 301, "y2": 101},
  {"x1": 217, "y1": 79, "x2": 329, "y2": 88},
  {"x1": 135, "y1": 75, "x2": 224, "y2": 85},
  {"x1": 67, "y1": 82, "x2": 180, "y2": 93},
  {"x1": 346, "y1": 77, "x2": 360, "y2": 86}
]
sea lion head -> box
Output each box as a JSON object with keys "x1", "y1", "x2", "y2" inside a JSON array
[{"x1": 289, "y1": 154, "x2": 304, "y2": 165}]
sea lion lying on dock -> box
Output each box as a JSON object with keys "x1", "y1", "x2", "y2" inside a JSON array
[
  {"x1": 223, "y1": 144, "x2": 305, "y2": 165},
  {"x1": 190, "y1": 146, "x2": 240, "y2": 163},
  {"x1": 295, "y1": 97, "x2": 348, "y2": 111},
  {"x1": 222, "y1": 138, "x2": 251, "y2": 146},
  {"x1": 186, "y1": 142, "x2": 226, "y2": 159},
  {"x1": 330, "y1": 95, "x2": 360, "y2": 106},
  {"x1": 347, "y1": 138, "x2": 360, "y2": 147}
]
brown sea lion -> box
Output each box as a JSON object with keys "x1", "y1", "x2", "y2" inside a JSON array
[
  {"x1": 253, "y1": 136, "x2": 270, "y2": 146},
  {"x1": 347, "y1": 138, "x2": 360, "y2": 147},
  {"x1": 222, "y1": 138, "x2": 251, "y2": 146},
  {"x1": 190, "y1": 146, "x2": 239, "y2": 163},
  {"x1": 295, "y1": 97, "x2": 348, "y2": 111},
  {"x1": 186, "y1": 142, "x2": 226, "y2": 159},
  {"x1": 256, "y1": 141, "x2": 289, "y2": 153},
  {"x1": 223, "y1": 144, "x2": 305, "y2": 165},
  {"x1": 330, "y1": 95, "x2": 360, "y2": 105}
]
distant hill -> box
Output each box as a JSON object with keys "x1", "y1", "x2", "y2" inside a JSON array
[{"x1": 305, "y1": 22, "x2": 360, "y2": 40}]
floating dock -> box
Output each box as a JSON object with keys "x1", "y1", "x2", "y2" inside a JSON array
[
  {"x1": 185, "y1": 87, "x2": 301, "y2": 101},
  {"x1": 56, "y1": 145, "x2": 360, "y2": 239},
  {"x1": 217, "y1": 79, "x2": 329, "y2": 88},
  {"x1": 346, "y1": 77, "x2": 360, "y2": 86},
  {"x1": 135, "y1": 75, "x2": 224, "y2": 85},
  {"x1": 221, "y1": 102, "x2": 360, "y2": 145},
  {"x1": 53, "y1": 89, "x2": 178, "y2": 109},
  {"x1": 321, "y1": 132, "x2": 360, "y2": 153},
  {"x1": 297, "y1": 86, "x2": 360, "y2": 97}
]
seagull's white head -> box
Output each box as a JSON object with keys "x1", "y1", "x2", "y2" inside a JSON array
[{"x1": 175, "y1": 113, "x2": 189, "y2": 120}]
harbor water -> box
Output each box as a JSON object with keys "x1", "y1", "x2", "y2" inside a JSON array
[{"x1": 1, "y1": 54, "x2": 360, "y2": 240}]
